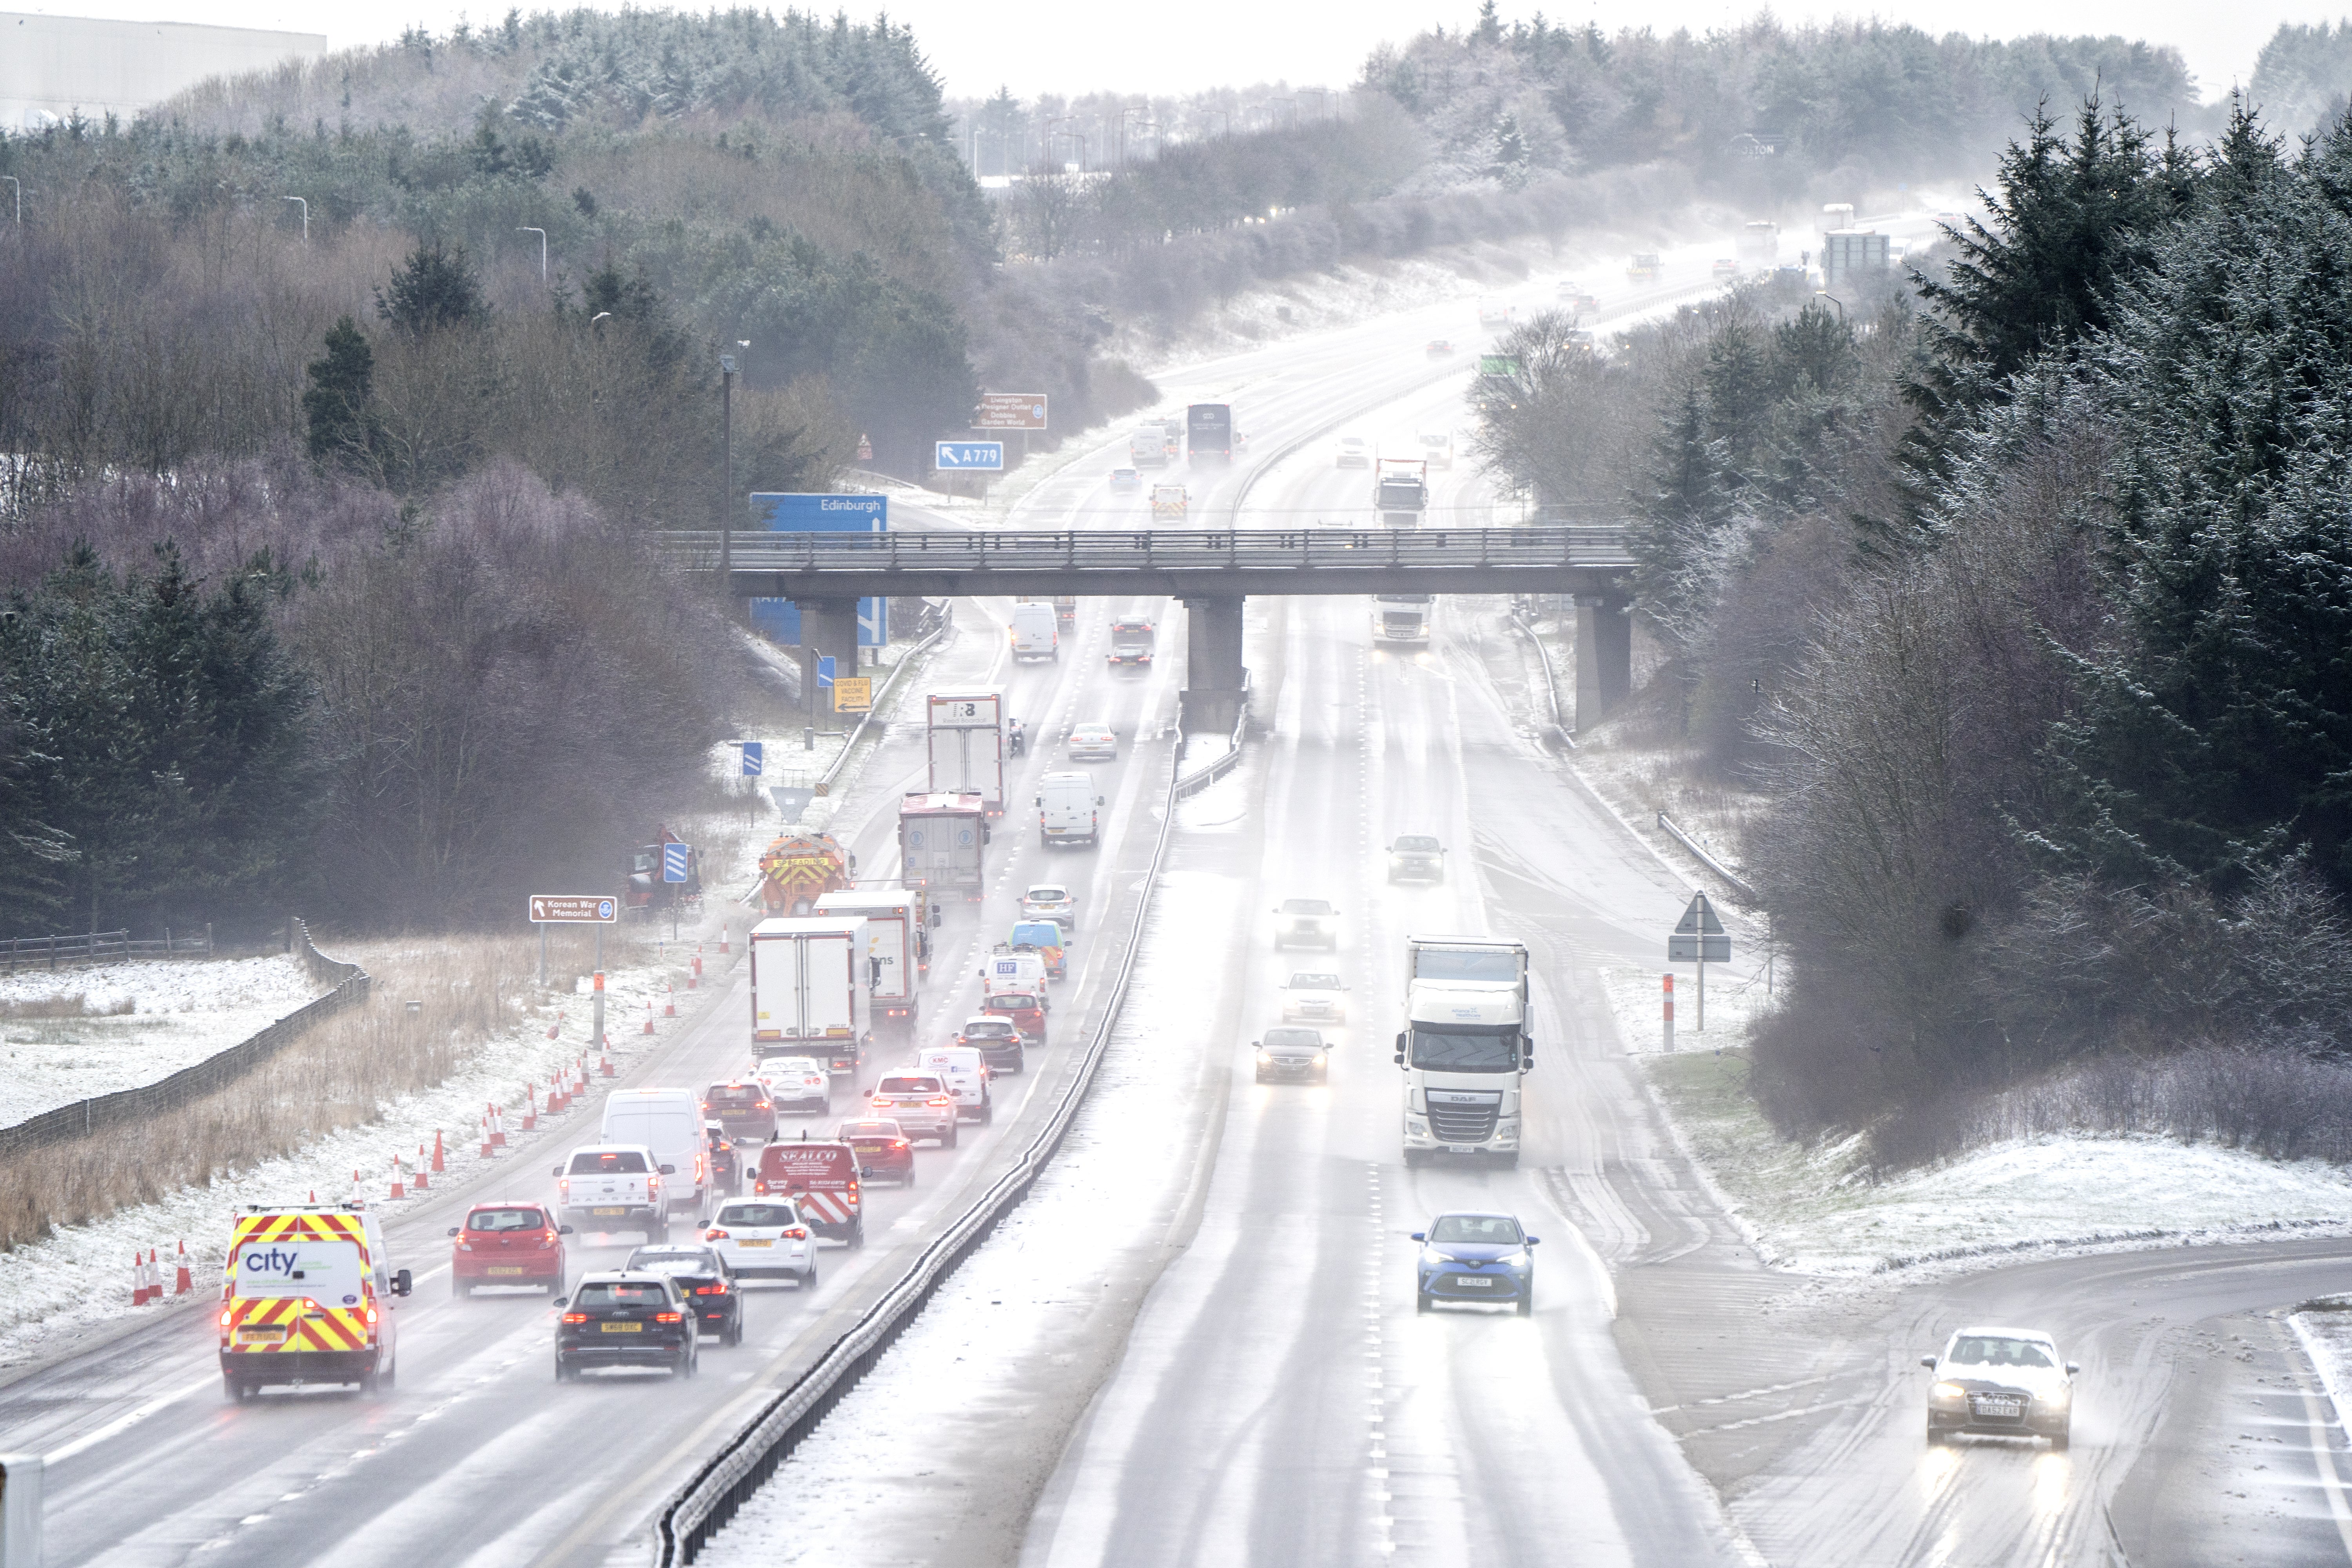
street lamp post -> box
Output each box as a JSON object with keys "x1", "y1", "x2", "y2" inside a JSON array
[
  {"x1": 1268, "y1": 96, "x2": 1298, "y2": 128},
  {"x1": 1301, "y1": 87, "x2": 1329, "y2": 120},
  {"x1": 281, "y1": 195, "x2": 307, "y2": 246},
  {"x1": 1815, "y1": 290, "x2": 1845, "y2": 322},
  {"x1": 719, "y1": 340, "x2": 750, "y2": 586},
  {"x1": 517, "y1": 225, "x2": 547, "y2": 281},
  {"x1": 1120, "y1": 105, "x2": 1150, "y2": 168}
]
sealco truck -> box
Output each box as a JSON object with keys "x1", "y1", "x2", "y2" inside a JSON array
[
  {"x1": 898, "y1": 791, "x2": 990, "y2": 902},
  {"x1": 749, "y1": 916, "x2": 872, "y2": 1075},
  {"x1": 813, "y1": 888, "x2": 929, "y2": 1029},
  {"x1": 1396, "y1": 935, "x2": 1532, "y2": 1167},
  {"x1": 927, "y1": 690, "x2": 1007, "y2": 817}
]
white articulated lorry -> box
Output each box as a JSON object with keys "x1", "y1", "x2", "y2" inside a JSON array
[
  {"x1": 749, "y1": 916, "x2": 871, "y2": 1076},
  {"x1": 812, "y1": 888, "x2": 928, "y2": 1029},
  {"x1": 1395, "y1": 935, "x2": 1532, "y2": 1167},
  {"x1": 927, "y1": 690, "x2": 1007, "y2": 817}
]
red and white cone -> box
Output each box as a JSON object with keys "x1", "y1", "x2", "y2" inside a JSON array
[
  {"x1": 664, "y1": 985, "x2": 676, "y2": 1018},
  {"x1": 388, "y1": 1151, "x2": 406, "y2": 1201},
  {"x1": 643, "y1": 1001, "x2": 655, "y2": 1036},
  {"x1": 478, "y1": 1111, "x2": 494, "y2": 1160},
  {"x1": 690, "y1": 949, "x2": 702, "y2": 990},
  {"x1": 413, "y1": 1143, "x2": 430, "y2": 1191},
  {"x1": 600, "y1": 1049, "x2": 616, "y2": 1078},
  {"x1": 130, "y1": 1250, "x2": 149, "y2": 1305},
  {"x1": 173, "y1": 1240, "x2": 194, "y2": 1296},
  {"x1": 490, "y1": 1103, "x2": 508, "y2": 1149},
  {"x1": 523, "y1": 1083, "x2": 539, "y2": 1131},
  {"x1": 719, "y1": 931, "x2": 730, "y2": 956},
  {"x1": 431, "y1": 1129, "x2": 446, "y2": 1172},
  {"x1": 351, "y1": 1167, "x2": 365, "y2": 1206}
]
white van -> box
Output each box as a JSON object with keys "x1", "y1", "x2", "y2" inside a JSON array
[
  {"x1": 1036, "y1": 770, "x2": 1105, "y2": 846},
  {"x1": 599, "y1": 1089, "x2": 708, "y2": 1214},
  {"x1": 1010, "y1": 603, "x2": 1059, "y2": 662},
  {"x1": 913, "y1": 1045, "x2": 993, "y2": 1124}
]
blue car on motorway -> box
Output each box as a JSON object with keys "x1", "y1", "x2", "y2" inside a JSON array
[{"x1": 1414, "y1": 1212, "x2": 1539, "y2": 1316}]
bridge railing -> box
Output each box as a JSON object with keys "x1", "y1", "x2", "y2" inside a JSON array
[{"x1": 658, "y1": 525, "x2": 1634, "y2": 573}]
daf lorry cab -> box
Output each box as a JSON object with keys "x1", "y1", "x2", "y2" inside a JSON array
[{"x1": 1397, "y1": 936, "x2": 1532, "y2": 1166}]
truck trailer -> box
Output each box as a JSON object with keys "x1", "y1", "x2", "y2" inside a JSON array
[
  {"x1": 898, "y1": 791, "x2": 990, "y2": 902},
  {"x1": 926, "y1": 690, "x2": 1007, "y2": 817},
  {"x1": 748, "y1": 916, "x2": 873, "y2": 1075},
  {"x1": 812, "y1": 889, "x2": 927, "y2": 1029}
]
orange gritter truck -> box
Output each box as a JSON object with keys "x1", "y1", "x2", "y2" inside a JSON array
[{"x1": 758, "y1": 832, "x2": 855, "y2": 915}]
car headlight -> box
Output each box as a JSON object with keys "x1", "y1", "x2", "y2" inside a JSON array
[
  {"x1": 1421, "y1": 1249, "x2": 1453, "y2": 1266},
  {"x1": 1312, "y1": 1053, "x2": 1327, "y2": 1065},
  {"x1": 1497, "y1": 1250, "x2": 1529, "y2": 1267},
  {"x1": 1930, "y1": 1381, "x2": 1968, "y2": 1405},
  {"x1": 2041, "y1": 1384, "x2": 2071, "y2": 1408}
]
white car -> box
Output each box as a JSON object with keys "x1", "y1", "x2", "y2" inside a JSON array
[
  {"x1": 1022, "y1": 883, "x2": 1078, "y2": 933},
  {"x1": 702, "y1": 1197, "x2": 818, "y2": 1285},
  {"x1": 754, "y1": 1057, "x2": 832, "y2": 1118},
  {"x1": 1066, "y1": 721, "x2": 1118, "y2": 761},
  {"x1": 1334, "y1": 434, "x2": 1371, "y2": 468},
  {"x1": 1272, "y1": 897, "x2": 1339, "y2": 950},
  {"x1": 1280, "y1": 971, "x2": 1350, "y2": 1023},
  {"x1": 1922, "y1": 1325, "x2": 2076, "y2": 1449},
  {"x1": 869, "y1": 1071, "x2": 960, "y2": 1146}
]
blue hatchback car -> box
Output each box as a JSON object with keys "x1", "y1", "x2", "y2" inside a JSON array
[{"x1": 1414, "y1": 1212, "x2": 1539, "y2": 1315}]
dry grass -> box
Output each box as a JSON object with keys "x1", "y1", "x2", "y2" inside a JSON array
[
  {"x1": 0, "y1": 995, "x2": 136, "y2": 1021},
  {"x1": 0, "y1": 927, "x2": 641, "y2": 1250}
]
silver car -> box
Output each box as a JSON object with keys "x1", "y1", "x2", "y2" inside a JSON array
[
  {"x1": 1022, "y1": 883, "x2": 1078, "y2": 933},
  {"x1": 1066, "y1": 722, "x2": 1118, "y2": 761},
  {"x1": 1272, "y1": 898, "x2": 1339, "y2": 950},
  {"x1": 1254, "y1": 1027, "x2": 1329, "y2": 1083},
  {"x1": 866, "y1": 1072, "x2": 960, "y2": 1148},
  {"x1": 1280, "y1": 972, "x2": 1349, "y2": 1023}
]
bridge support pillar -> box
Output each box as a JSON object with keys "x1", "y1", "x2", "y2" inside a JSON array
[
  {"x1": 1574, "y1": 595, "x2": 1632, "y2": 733},
  {"x1": 796, "y1": 598, "x2": 862, "y2": 718},
  {"x1": 1180, "y1": 596, "x2": 1247, "y2": 735}
]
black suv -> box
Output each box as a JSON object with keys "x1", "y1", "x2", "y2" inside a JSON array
[
  {"x1": 622, "y1": 1244, "x2": 743, "y2": 1348},
  {"x1": 554, "y1": 1271, "x2": 700, "y2": 1379},
  {"x1": 703, "y1": 1081, "x2": 777, "y2": 1144}
]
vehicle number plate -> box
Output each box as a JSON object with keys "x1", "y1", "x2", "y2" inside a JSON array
[
  {"x1": 1976, "y1": 1398, "x2": 2022, "y2": 1416},
  {"x1": 739, "y1": 1240, "x2": 773, "y2": 1248},
  {"x1": 236, "y1": 1327, "x2": 287, "y2": 1342},
  {"x1": 601, "y1": 1321, "x2": 644, "y2": 1333},
  {"x1": 592, "y1": 1207, "x2": 628, "y2": 1216},
  {"x1": 1446, "y1": 1146, "x2": 1479, "y2": 1155},
  {"x1": 1455, "y1": 1276, "x2": 1494, "y2": 1288},
  {"x1": 488, "y1": 1267, "x2": 525, "y2": 1275}
]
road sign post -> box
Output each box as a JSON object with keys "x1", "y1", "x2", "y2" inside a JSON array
[
  {"x1": 740, "y1": 742, "x2": 764, "y2": 777},
  {"x1": 1668, "y1": 891, "x2": 1730, "y2": 1032},
  {"x1": 530, "y1": 895, "x2": 617, "y2": 1035}
]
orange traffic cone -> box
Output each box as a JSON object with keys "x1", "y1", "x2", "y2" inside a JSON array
[
  {"x1": 130, "y1": 1250, "x2": 147, "y2": 1305},
  {"x1": 719, "y1": 931, "x2": 730, "y2": 955},
  {"x1": 388, "y1": 1152, "x2": 406, "y2": 1201},
  {"x1": 173, "y1": 1240, "x2": 193, "y2": 1296},
  {"x1": 523, "y1": 1083, "x2": 539, "y2": 1131},
  {"x1": 413, "y1": 1143, "x2": 430, "y2": 1192},
  {"x1": 490, "y1": 1103, "x2": 507, "y2": 1149},
  {"x1": 643, "y1": 1001, "x2": 655, "y2": 1036},
  {"x1": 600, "y1": 1049, "x2": 616, "y2": 1078},
  {"x1": 690, "y1": 949, "x2": 702, "y2": 990},
  {"x1": 430, "y1": 1129, "x2": 446, "y2": 1172},
  {"x1": 478, "y1": 1111, "x2": 494, "y2": 1160},
  {"x1": 664, "y1": 985, "x2": 677, "y2": 1018},
  {"x1": 351, "y1": 1167, "x2": 365, "y2": 1205}
]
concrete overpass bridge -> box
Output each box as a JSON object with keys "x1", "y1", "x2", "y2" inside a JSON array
[{"x1": 663, "y1": 526, "x2": 1638, "y2": 733}]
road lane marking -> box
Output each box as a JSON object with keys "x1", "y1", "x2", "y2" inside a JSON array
[
  {"x1": 43, "y1": 1370, "x2": 219, "y2": 1465},
  {"x1": 2285, "y1": 1314, "x2": 2352, "y2": 1559}
]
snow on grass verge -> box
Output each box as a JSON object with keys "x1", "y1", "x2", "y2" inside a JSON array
[
  {"x1": 0, "y1": 956, "x2": 321, "y2": 1124},
  {"x1": 696, "y1": 864, "x2": 1232, "y2": 1566},
  {"x1": 1636, "y1": 1045, "x2": 2352, "y2": 1277}
]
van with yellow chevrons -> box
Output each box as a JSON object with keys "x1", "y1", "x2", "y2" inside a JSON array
[{"x1": 218, "y1": 1203, "x2": 412, "y2": 1401}]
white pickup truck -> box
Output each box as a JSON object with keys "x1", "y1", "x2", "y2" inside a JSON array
[{"x1": 553, "y1": 1144, "x2": 671, "y2": 1242}]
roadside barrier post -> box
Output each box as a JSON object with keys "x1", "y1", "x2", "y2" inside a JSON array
[
  {"x1": 591, "y1": 971, "x2": 606, "y2": 1063},
  {"x1": 1662, "y1": 973, "x2": 1674, "y2": 1053},
  {"x1": 1, "y1": 1451, "x2": 46, "y2": 1568}
]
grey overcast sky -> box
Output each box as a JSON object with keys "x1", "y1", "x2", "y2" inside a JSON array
[{"x1": 10, "y1": 0, "x2": 2320, "y2": 102}]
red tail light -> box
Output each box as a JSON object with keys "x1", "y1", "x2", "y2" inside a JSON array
[
  {"x1": 655, "y1": 1310, "x2": 683, "y2": 1323},
  {"x1": 694, "y1": 1283, "x2": 730, "y2": 1295},
  {"x1": 928, "y1": 1096, "x2": 953, "y2": 1106},
  {"x1": 562, "y1": 1312, "x2": 589, "y2": 1323},
  {"x1": 219, "y1": 1308, "x2": 233, "y2": 1328},
  {"x1": 754, "y1": 1180, "x2": 768, "y2": 1195},
  {"x1": 756, "y1": 1100, "x2": 770, "y2": 1109},
  {"x1": 455, "y1": 1239, "x2": 473, "y2": 1251},
  {"x1": 541, "y1": 1231, "x2": 559, "y2": 1248},
  {"x1": 558, "y1": 1177, "x2": 570, "y2": 1196},
  {"x1": 782, "y1": 1226, "x2": 809, "y2": 1240},
  {"x1": 704, "y1": 1227, "x2": 730, "y2": 1240},
  {"x1": 893, "y1": 1140, "x2": 909, "y2": 1149}
]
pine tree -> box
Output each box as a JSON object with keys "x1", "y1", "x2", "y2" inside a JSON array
[
  {"x1": 375, "y1": 243, "x2": 491, "y2": 337},
  {"x1": 303, "y1": 316, "x2": 379, "y2": 468}
]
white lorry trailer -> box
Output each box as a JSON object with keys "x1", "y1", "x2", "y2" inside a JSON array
[
  {"x1": 812, "y1": 889, "x2": 926, "y2": 1028},
  {"x1": 748, "y1": 916, "x2": 872, "y2": 1076},
  {"x1": 1395, "y1": 935, "x2": 1532, "y2": 1166},
  {"x1": 898, "y1": 791, "x2": 990, "y2": 902},
  {"x1": 927, "y1": 689, "x2": 1007, "y2": 817}
]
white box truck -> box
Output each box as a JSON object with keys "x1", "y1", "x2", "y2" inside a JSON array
[
  {"x1": 927, "y1": 689, "x2": 1007, "y2": 817},
  {"x1": 812, "y1": 888, "x2": 927, "y2": 1028},
  {"x1": 749, "y1": 916, "x2": 871, "y2": 1076},
  {"x1": 899, "y1": 791, "x2": 990, "y2": 902},
  {"x1": 1395, "y1": 935, "x2": 1531, "y2": 1167}
]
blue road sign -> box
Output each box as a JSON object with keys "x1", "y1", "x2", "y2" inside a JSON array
[
  {"x1": 817, "y1": 655, "x2": 837, "y2": 689},
  {"x1": 662, "y1": 842, "x2": 691, "y2": 883},
  {"x1": 597, "y1": 898, "x2": 616, "y2": 920},
  {"x1": 748, "y1": 601, "x2": 890, "y2": 649},
  {"x1": 935, "y1": 441, "x2": 1005, "y2": 471},
  {"x1": 741, "y1": 740, "x2": 764, "y2": 776},
  {"x1": 750, "y1": 494, "x2": 887, "y2": 531},
  {"x1": 858, "y1": 598, "x2": 888, "y2": 646}
]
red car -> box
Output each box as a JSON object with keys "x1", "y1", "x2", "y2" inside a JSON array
[
  {"x1": 982, "y1": 989, "x2": 1047, "y2": 1044},
  {"x1": 449, "y1": 1201, "x2": 570, "y2": 1296},
  {"x1": 837, "y1": 1119, "x2": 917, "y2": 1186}
]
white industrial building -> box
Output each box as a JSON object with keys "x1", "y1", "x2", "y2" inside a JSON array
[{"x1": 2, "y1": 12, "x2": 325, "y2": 129}]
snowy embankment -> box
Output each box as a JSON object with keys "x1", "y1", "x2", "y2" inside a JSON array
[
  {"x1": 1627, "y1": 1033, "x2": 2352, "y2": 1278},
  {"x1": 0, "y1": 956, "x2": 321, "y2": 1125},
  {"x1": 697, "y1": 861, "x2": 1232, "y2": 1566}
]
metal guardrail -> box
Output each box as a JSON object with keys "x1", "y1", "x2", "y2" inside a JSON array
[
  {"x1": 0, "y1": 921, "x2": 368, "y2": 1160},
  {"x1": 816, "y1": 602, "x2": 955, "y2": 794},
  {"x1": 1655, "y1": 810, "x2": 1757, "y2": 900},
  {"x1": 663, "y1": 526, "x2": 1635, "y2": 574},
  {"x1": 3, "y1": 928, "x2": 214, "y2": 972},
  {"x1": 654, "y1": 734, "x2": 1189, "y2": 1564},
  {"x1": 1508, "y1": 603, "x2": 1573, "y2": 750},
  {"x1": 1175, "y1": 671, "x2": 1252, "y2": 798}
]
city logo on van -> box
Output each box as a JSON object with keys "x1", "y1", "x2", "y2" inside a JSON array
[{"x1": 240, "y1": 1246, "x2": 305, "y2": 1277}]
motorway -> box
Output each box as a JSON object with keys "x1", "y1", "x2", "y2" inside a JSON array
[{"x1": 13, "y1": 227, "x2": 2352, "y2": 1568}]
